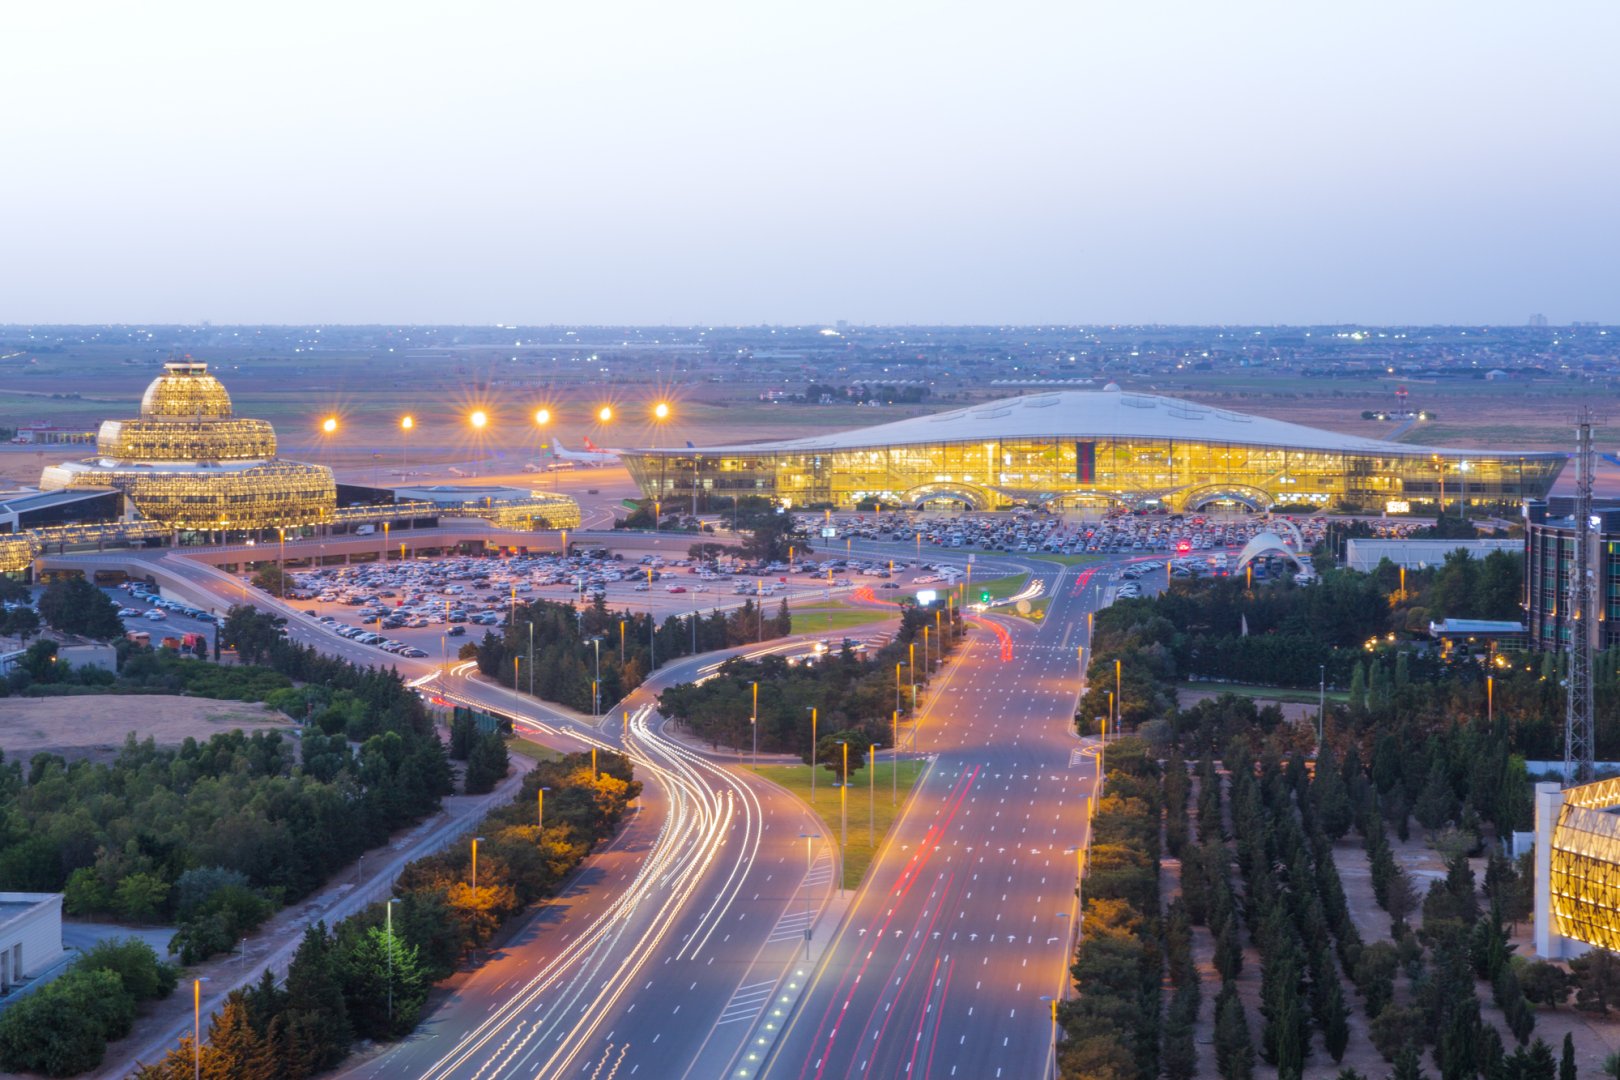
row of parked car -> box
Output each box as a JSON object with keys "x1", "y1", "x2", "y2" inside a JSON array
[{"x1": 304, "y1": 613, "x2": 431, "y2": 657}]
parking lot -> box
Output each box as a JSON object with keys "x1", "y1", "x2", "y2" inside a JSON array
[
  {"x1": 269, "y1": 547, "x2": 942, "y2": 666},
  {"x1": 800, "y1": 508, "x2": 1353, "y2": 557}
]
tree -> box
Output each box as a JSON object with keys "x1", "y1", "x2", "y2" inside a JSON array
[
  {"x1": 1215, "y1": 985, "x2": 1255, "y2": 1080},
  {"x1": 36, "y1": 576, "x2": 124, "y2": 639},
  {"x1": 464, "y1": 732, "x2": 510, "y2": 795},
  {"x1": 1391, "y1": 1045, "x2": 1429, "y2": 1080},
  {"x1": 1413, "y1": 757, "x2": 1457, "y2": 837},
  {"x1": 76, "y1": 937, "x2": 177, "y2": 1002},
  {"x1": 2, "y1": 605, "x2": 40, "y2": 647},
  {"x1": 738, "y1": 511, "x2": 810, "y2": 564},
  {"x1": 1521, "y1": 960, "x2": 1572, "y2": 1008},
  {"x1": 115, "y1": 871, "x2": 172, "y2": 923},
  {"x1": 281, "y1": 923, "x2": 352, "y2": 1075},
  {"x1": 0, "y1": 967, "x2": 135, "y2": 1076},
  {"x1": 252, "y1": 565, "x2": 292, "y2": 597},
  {"x1": 339, "y1": 924, "x2": 427, "y2": 1040},
  {"x1": 206, "y1": 993, "x2": 280, "y2": 1079},
  {"x1": 1563, "y1": 1032, "x2": 1578, "y2": 1080},
  {"x1": 1572, "y1": 948, "x2": 1620, "y2": 1014},
  {"x1": 1387, "y1": 866, "x2": 1420, "y2": 938}
]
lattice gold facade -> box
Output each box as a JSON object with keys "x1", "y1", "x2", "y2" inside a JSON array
[
  {"x1": 96, "y1": 418, "x2": 277, "y2": 462},
  {"x1": 0, "y1": 535, "x2": 33, "y2": 575},
  {"x1": 39, "y1": 362, "x2": 335, "y2": 532},
  {"x1": 469, "y1": 495, "x2": 582, "y2": 531},
  {"x1": 1549, "y1": 791, "x2": 1620, "y2": 951}
]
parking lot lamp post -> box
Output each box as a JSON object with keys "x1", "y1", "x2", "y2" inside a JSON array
[{"x1": 590, "y1": 636, "x2": 603, "y2": 720}]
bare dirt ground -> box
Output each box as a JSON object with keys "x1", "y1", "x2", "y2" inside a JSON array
[{"x1": 0, "y1": 695, "x2": 292, "y2": 764}]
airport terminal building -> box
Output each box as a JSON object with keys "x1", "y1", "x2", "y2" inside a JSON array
[{"x1": 622, "y1": 388, "x2": 1564, "y2": 514}]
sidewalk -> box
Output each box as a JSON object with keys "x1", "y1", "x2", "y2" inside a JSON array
[{"x1": 87, "y1": 754, "x2": 535, "y2": 1079}]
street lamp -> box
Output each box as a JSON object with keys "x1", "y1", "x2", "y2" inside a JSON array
[
  {"x1": 589, "y1": 636, "x2": 603, "y2": 720},
  {"x1": 386, "y1": 897, "x2": 402, "y2": 1026},
  {"x1": 807, "y1": 706, "x2": 818, "y2": 801},
  {"x1": 400, "y1": 414, "x2": 414, "y2": 475},
  {"x1": 1318, "y1": 663, "x2": 1326, "y2": 745},
  {"x1": 468, "y1": 409, "x2": 489, "y2": 477},
  {"x1": 471, "y1": 835, "x2": 485, "y2": 893},
  {"x1": 869, "y1": 742, "x2": 878, "y2": 846},
  {"x1": 1039, "y1": 995, "x2": 1060, "y2": 1080},
  {"x1": 750, "y1": 680, "x2": 759, "y2": 770},
  {"x1": 837, "y1": 740, "x2": 849, "y2": 896},
  {"x1": 1113, "y1": 658, "x2": 1121, "y2": 732},
  {"x1": 799, "y1": 833, "x2": 820, "y2": 958},
  {"x1": 597, "y1": 404, "x2": 613, "y2": 424},
  {"x1": 537, "y1": 785, "x2": 550, "y2": 827},
  {"x1": 192, "y1": 976, "x2": 210, "y2": 1080}
]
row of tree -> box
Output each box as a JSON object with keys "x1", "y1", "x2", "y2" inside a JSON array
[
  {"x1": 657, "y1": 603, "x2": 962, "y2": 757},
  {"x1": 133, "y1": 749, "x2": 640, "y2": 1078},
  {"x1": 471, "y1": 594, "x2": 792, "y2": 714},
  {"x1": 1057, "y1": 738, "x2": 1163, "y2": 1079}
]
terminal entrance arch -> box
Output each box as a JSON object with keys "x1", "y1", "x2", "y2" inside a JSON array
[
  {"x1": 1177, "y1": 484, "x2": 1275, "y2": 513},
  {"x1": 902, "y1": 483, "x2": 990, "y2": 511}
]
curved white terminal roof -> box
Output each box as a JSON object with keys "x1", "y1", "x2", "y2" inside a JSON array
[{"x1": 651, "y1": 388, "x2": 1560, "y2": 459}]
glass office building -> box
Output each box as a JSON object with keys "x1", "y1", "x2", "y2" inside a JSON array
[
  {"x1": 623, "y1": 388, "x2": 1563, "y2": 514},
  {"x1": 38, "y1": 362, "x2": 336, "y2": 533}
]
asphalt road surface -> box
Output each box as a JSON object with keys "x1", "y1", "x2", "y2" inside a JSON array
[{"x1": 760, "y1": 558, "x2": 1106, "y2": 1080}]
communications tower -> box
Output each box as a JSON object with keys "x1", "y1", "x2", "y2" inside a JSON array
[{"x1": 1565, "y1": 414, "x2": 1597, "y2": 785}]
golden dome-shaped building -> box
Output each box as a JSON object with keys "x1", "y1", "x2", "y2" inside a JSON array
[{"x1": 40, "y1": 362, "x2": 335, "y2": 532}]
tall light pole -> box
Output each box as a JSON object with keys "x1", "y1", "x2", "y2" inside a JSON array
[
  {"x1": 838, "y1": 740, "x2": 848, "y2": 896},
  {"x1": 471, "y1": 835, "x2": 484, "y2": 894},
  {"x1": 1039, "y1": 995, "x2": 1059, "y2": 1080},
  {"x1": 1487, "y1": 674, "x2": 1494, "y2": 728},
  {"x1": 799, "y1": 833, "x2": 819, "y2": 959},
  {"x1": 1113, "y1": 658, "x2": 1121, "y2": 732},
  {"x1": 399, "y1": 414, "x2": 414, "y2": 475},
  {"x1": 1318, "y1": 663, "x2": 1326, "y2": 745},
  {"x1": 869, "y1": 742, "x2": 877, "y2": 846},
  {"x1": 386, "y1": 897, "x2": 401, "y2": 1026},
  {"x1": 892, "y1": 710, "x2": 899, "y2": 803},
  {"x1": 193, "y1": 976, "x2": 208, "y2": 1080},
  {"x1": 468, "y1": 409, "x2": 489, "y2": 477},
  {"x1": 750, "y1": 680, "x2": 759, "y2": 770},
  {"x1": 533, "y1": 407, "x2": 551, "y2": 480},
  {"x1": 807, "y1": 706, "x2": 818, "y2": 801},
  {"x1": 590, "y1": 636, "x2": 603, "y2": 720},
  {"x1": 537, "y1": 785, "x2": 549, "y2": 827},
  {"x1": 528, "y1": 620, "x2": 534, "y2": 696}
]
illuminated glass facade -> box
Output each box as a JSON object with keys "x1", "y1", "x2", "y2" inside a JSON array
[
  {"x1": 38, "y1": 362, "x2": 336, "y2": 532},
  {"x1": 1525, "y1": 502, "x2": 1620, "y2": 652},
  {"x1": 625, "y1": 394, "x2": 1563, "y2": 514},
  {"x1": 1548, "y1": 779, "x2": 1620, "y2": 951}
]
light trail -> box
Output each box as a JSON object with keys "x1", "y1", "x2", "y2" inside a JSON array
[{"x1": 408, "y1": 679, "x2": 778, "y2": 1080}]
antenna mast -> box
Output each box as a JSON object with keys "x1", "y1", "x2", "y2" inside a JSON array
[{"x1": 1565, "y1": 411, "x2": 1597, "y2": 785}]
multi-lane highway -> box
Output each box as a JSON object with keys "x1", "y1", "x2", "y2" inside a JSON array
[
  {"x1": 761, "y1": 559, "x2": 1103, "y2": 1080},
  {"x1": 59, "y1": 528, "x2": 1112, "y2": 1079}
]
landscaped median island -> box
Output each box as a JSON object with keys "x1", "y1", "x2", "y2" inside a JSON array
[{"x1": 751, "y1": 759, "x2": 929, "y2": 889}]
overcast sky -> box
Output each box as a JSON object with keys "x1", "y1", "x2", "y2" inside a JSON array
[{"x1": 3, "y1": 1, "x2": 1616, "y2": 326}]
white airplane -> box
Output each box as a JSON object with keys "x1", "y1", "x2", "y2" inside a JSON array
[
  {"x1": 551, "y1": 438, "x2": 618, "y2": 466},
  {"x1": 447, "y1": 466, "x2": 469, "y2": 477}
]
